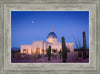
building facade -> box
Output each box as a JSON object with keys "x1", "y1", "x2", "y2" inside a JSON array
[{"x1": 20, "y1": 29, "x2": 74, "y2": 55}]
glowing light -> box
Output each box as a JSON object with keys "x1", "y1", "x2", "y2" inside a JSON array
[{"x1": 32, "y1": 21, "x2": 35, "y2": 23}]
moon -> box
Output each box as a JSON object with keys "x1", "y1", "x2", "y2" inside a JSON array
[{"x1": 32, "y1": 21, "x2": 35, "y2": 23}]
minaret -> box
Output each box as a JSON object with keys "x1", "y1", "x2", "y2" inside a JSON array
[{"x1": 51, "y1": 27, "x2": 53, "y2": 32}]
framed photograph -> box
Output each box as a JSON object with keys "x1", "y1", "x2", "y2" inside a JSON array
[
  {"x1": 11, "y1": 11, "x2": 89, "y2": 63},
  {"x1": 0, "y1": 0, "x2": 100, "y2": 74}
]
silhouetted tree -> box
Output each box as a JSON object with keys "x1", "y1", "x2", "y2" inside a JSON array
[
  {"x1": 73, "y1": 36, "x2": 82, "y2": 58},
  {"x1": 12, "y1": 49, "x2": 18, "y2": 58}
]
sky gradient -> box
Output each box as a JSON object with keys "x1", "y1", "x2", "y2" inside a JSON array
[{"x1": 11, "y1": 11, "x2": 89, "y2": 49}]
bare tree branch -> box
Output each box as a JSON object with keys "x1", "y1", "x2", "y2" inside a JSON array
[
  {"x1": 77, "y1": 36, "x2": 81, "y2": 49},
  {"x1": 73, "y1": 35, "x2": 79, "y2": 49}
]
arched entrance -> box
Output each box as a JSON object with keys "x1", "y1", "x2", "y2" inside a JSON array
[
  {"x1": 23, "y1": 49, "x2": 26, "y2": 53},
  {"x1": 36, "y1": 48, "x2": 40, "y2": 54}
]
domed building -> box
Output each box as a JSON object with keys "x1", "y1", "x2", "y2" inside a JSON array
[
  {"x1": 47, "y1": 28, "x2": 57, "y2": 43},
  {"x1": 20, "y1": 28, "x2": 74, "y2": 55}
]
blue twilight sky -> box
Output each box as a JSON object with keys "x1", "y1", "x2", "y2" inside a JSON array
[{"x1": 11, "y1": 11, "x2": 89, "y2": 49}]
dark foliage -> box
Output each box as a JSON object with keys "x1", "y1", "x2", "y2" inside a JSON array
[{"x1": 52, "y1": 49, "x2": 57, "y2": 53}]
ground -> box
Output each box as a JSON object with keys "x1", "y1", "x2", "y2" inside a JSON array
[{"x1": 11, "y1": 51, "x2": 89, "y2": 63}]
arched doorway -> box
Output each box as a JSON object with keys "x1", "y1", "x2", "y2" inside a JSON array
[
  {"x1": 23, "y1": 49, "x2": 26, "y2": 53},
  {"x1": 36, "y1": 48, "x2": 40, "y2": 54}
]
